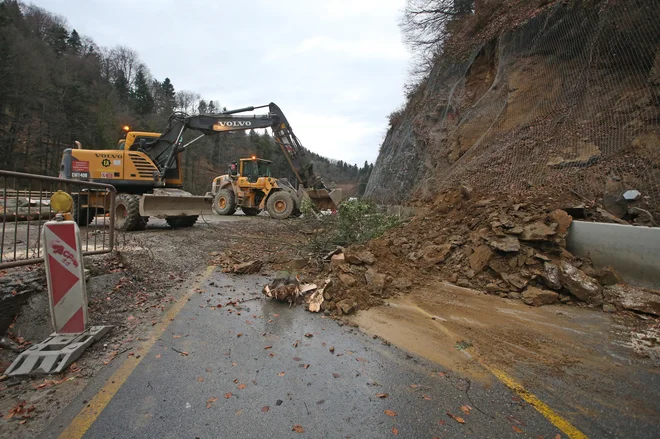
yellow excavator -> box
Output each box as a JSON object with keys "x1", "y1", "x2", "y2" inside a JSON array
[{"x1": 57, "y1": 103, "x2": 341, "y2": 230}]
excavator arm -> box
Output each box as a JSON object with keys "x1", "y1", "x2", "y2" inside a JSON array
[{"x1": 142, "y1": 103, "x2": 326, "y2": 191}]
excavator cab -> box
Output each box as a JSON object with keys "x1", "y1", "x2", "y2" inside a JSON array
[{"x1": 240, "y1": 157, "x2": 271, "y2": 183}]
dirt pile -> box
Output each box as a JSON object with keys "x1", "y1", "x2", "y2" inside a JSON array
[{"x1": 315, "y1": 188, "x2": 658, "y2": 317}]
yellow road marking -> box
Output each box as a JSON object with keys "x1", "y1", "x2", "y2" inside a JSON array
[
  {"x1": 58, "y1": 265, "x2": 217, "y2": 439},
  {"x1": 488, "y1": 366, "x2": 589, "y2": 439}
]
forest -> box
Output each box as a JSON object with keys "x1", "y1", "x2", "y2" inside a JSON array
[{"x1": 0, "y1": 1, "x2": 373, "y2": 195}]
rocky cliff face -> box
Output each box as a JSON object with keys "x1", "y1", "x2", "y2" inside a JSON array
[{"x1": 366, "y1": 0, "x2": 660, "y2": 217}]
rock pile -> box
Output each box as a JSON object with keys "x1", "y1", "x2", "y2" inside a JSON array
[{"x1": 314, "y1": 189, "x2": 653, "y2": 316}]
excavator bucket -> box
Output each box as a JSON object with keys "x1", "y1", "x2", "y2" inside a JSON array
[
  {"x1": 304, "y1": 188, "x2": 343, "y2": 211},
  {"x1": 139, "y1": 189, "x2": 213, "y2": 218}
]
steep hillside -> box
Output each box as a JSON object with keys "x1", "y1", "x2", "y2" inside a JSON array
[{"x1": 367, "y1": 0, "x2": 660, "y2": 218}]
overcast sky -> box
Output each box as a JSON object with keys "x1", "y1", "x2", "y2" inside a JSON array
[{"x1": 32, "y1": 0, "x2": 411, "y2": 166}]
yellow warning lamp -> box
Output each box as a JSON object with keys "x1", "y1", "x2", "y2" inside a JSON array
[
  {"x1": 50, "y1": 190, "x2": 74, "y2": 220},
  {"x1": 122, "y1": 125, "x2": 130, "y2": 132},
  {"x1": 252, "y1": 155, "x2": 256, "y2": 160}
]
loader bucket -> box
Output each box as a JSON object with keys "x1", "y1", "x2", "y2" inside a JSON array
[
  {"x1": 139, "y1": 189, "x2": 213, "y2": 218},
  {"x1": 305, "y1": 188, "x2": 342, "y2": 211}
]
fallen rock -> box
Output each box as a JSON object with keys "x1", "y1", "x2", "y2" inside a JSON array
[
  {"x1": 365, "y1": 268, "x2": 386, "y2": 291},
  {"x1": 522, "y1": 286, "x2": 559, "y2": 306},
  {"x1": 602, "y1": 304, "x2": 616, "y2": 313},
  {"x1": 456, "y1": 278, "x2": 470, "y2": 288},
  {"x1": 460, "y1": 184, "x2": 473, "y2": 199},
  {"x1": 502, "y1": 273, "x2": 530, "y2": 290},
  {"x1": 469, "y1": 245, "x2": 493, "y2": 272},
  {"x1": 549, "y1": 210, "x2": 572, "y2": 236},
  {"x1": 521, "y1": 222, "x2": 557, "y2": 241},
  {"x1": 603, "y1": 284, "x2": 660, "y2": 316},
  {"x1": 508, "y1": 291, "x2": 522, "y2": 300},
  {"x1": 344, "y1": 248, "x2": 376, "y2": 265},
  {"x1": 485, "y1": 283, "x2": 504, "y2": 293},
  {"x1": 597, "y1": 265, "x2": 622, "y2": 286},
  {"x1": 559, "y1": 261, "x2": 603, "y2": 305},
  {"x1": 336, "y1": 299, "x2": 356, "y2": 315},
  {"x1": 391, "y1": 278, "x2": 412, "y2": 290},
  {"x1": 542, "y1": 262, "x2": 562, "y2": 290},
  {"x1": 419, "y1": 244, "x2": 452, "y2": 265},
  {"x1": 330, "y1": 253, "x2": 346, "y2": 267},
  {"x1": 232, "y1": 260, "x2": 263, "y2": 274},
  {"x1": 489, "y1": 236, "x2": 521, "y2": 252},
  {"x1": 338, "y1": 273, "x2": 357, "y2": 287},
  {"x1": 505, "y1": 225, "x2": 523, "y2": 235}
]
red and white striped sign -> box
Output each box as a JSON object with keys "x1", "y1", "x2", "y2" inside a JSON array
[{"x1": 42, "y1": 220, "x2": 88, "y2": 333}]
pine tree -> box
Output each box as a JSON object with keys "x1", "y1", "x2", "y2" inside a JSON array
[
  {"x1": 208, "y1": 100, "x2": 216, "y2": 114},
  {"x1": 47, "y1": 24, "x2": 68, "y2": 55},
  {"x1": 161, "y1": 77, "x2": 175, "y2": 114},
  {"x1": 132, "y1": 68, "x2": 154, "y2": 115},
  {"x1": 114, "y1": 70, "x2": 130, "y2": 104},
  {"x1": 197, "y1": 99, "x2": 208, "y2": 114},
  {"x1": 67, "y1": 29, "x2": 82, "y2": 55}
]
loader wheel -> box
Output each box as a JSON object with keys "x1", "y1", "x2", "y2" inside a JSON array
[
  {"x1": 72, "y1": 195, "x2": 96, "y2": 226},
  {"x1": 266, "y1": 191, "x2": 294, "y2": 220},
  {"x1": 114, "y1": 194, "x2": 145, "y2": 231},
  {"x1": 241, "y1": 207, "x2": 261, "y2": 216},
  {"x1": 166, "y1": 215, "x2": 198, "y2": 228},
  {"x1": 213, "y1": 189, "x2": 236, "y2": 216}
]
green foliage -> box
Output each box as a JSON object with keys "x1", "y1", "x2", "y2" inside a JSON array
[{"x1": 335, "y1": 199, "x2": 398, "y2": 245}]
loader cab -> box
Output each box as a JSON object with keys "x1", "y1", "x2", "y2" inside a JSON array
[{"x1": 239, "y1": 157, "x2": 272, "y2": 183}]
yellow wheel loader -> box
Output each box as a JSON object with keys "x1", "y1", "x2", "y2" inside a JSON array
[{"x1": 211, "y1": 157, "x2": 303, "y2": 219}]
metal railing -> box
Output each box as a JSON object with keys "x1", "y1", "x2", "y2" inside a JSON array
[{"x1": 0, "y1": 170, "x2": 116, "y2": 269}]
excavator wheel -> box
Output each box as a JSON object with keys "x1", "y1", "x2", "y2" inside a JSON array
[
  {"x1": 166, "y1": 215, "x2": 198, "y2": 228},
  {"x1": 241, "y1": 207, "x2": 261, "y2": 216},
  {"x1": 266, "y1": 191, "x2": 295, "y2": 220},
  {"x1": 114, "y1": 194, "x2": 146, "y2": 231},
  {"x1": 213, "y1": 189, "x2": 236, "y2": 216}
]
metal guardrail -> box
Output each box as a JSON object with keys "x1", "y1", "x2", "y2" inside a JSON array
[{"x1": 0, "y1": 170, "x2": 116, "y2": 269}]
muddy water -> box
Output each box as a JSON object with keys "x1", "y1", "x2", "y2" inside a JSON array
[{"x1": 352, "y1": 282, "x2": 660, "y2": 435}]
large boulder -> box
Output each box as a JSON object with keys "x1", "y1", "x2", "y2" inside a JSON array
[
  {"x1": 522, "y1": 286, "x2": 559, "y2": 306},
  {"x1": 488, "y1": 236, "x2": 521, "y2": 253},
  {"x1": 419, "y1": 244, "x2": 452, "y2": 265},
  {"x1": 548, "y1": 210, "x2": 572, "y2": 237},
  {"x1": 344, "y1": 248, "x2": 376, "y2": 265},
  {"x1": 338, "y1": 273, "x2": 357, "y2": 287},
  {"x1": 603, "y1": 284, "x2": 660, "y2": 316},
  {"x1": 469, "y1": 245, "x2": 494, "y2": 272},
  {"x1": 520, "y1": 222, "x2": 557, "y2": 241},
  {"x1": 542, "y1": 262, "x2": 562, "y2": 290},
  {"x1": 365, "y1": 268, "x2": 386, "y2": 291},
  {"x1": 559, "y1": 261, "x2": 603, "y2": 305},
  {"x1": 336, "y1": 299, "x2": 356, "y2": 315}
]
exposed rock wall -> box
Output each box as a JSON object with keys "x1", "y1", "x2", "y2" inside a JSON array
[{"x1": 366, "y1": 0, "x2": 660, "y2": 217}]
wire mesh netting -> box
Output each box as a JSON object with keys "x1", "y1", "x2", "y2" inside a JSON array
[{"x1": 366, "y1": 0, "x2": 659, "y2": 221}]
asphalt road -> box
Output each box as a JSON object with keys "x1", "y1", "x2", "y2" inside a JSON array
[{"x1": 55, "y1": 269, "x2": 565, "y2": 439}]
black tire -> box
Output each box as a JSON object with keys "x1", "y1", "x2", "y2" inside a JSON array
[
  {"x1": 114, "y1": 194, "x2": 145, "y2": 231},
  {"x1": 213, "y1": 189, "x2": 236, "y2": 215},
  {"x1": 266, "y1": 191, "x2": 295, "y2": 220},
  {"x1": 72, "y1": 195, "x2": 96, "y2": 226},
  {"x1": 241, "y1": 207, "x2": 261, "y2": 216},
  {"x1": 166, "y1": 215, "x2": 198, "y2": 228}
]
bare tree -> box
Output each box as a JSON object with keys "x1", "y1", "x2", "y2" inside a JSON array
[
  {"x1": 106, "y1": 45, "x2": 141, "y2": 85},
  {"x1": 175, "y1": 90, "x2": 201, "y2": 114},
  {"x1": 400, "y1": 0, "x2": 473, "y2": 57}
]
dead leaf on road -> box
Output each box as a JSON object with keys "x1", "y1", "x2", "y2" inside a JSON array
[
  {"x1": 197, "y1": 376, "x2": 204, "y2": 382},
  {"x1": 304, "y1": 333, "x2": 313, "y2": 338},
  {"x1": 225, "y1": 392, "x2": 232, "y2": 399},
  {"x1": 264, "y1": 345, "x2": 272, "y2": 349},
  {"x1": 423, "y1": 395, "x2": 432, "y2": 400},
  {"x1": 329, "y1": 346, "x2": 335, "y2": 353},
  {"x1": 173, "y1": 335, "x2": 182, "y2": 339},
  {"x1": 273, "y1": 314, "x2": 280, "y2": 317},
  {"x1": 460, "y1": 405, "x2": 472, "y2": 415},
  {"x1": 303, "y1": 364, "x2": 310, "y2": 369},
  {"x1": 447, "y1": 412, "x2": 465, "y2": 424},
  {"x1": 181, "y1": 351, "x2": 189, "y2": 356},
  {"x1": 437, "y1": 372, "x2": 445, "y2": 377},
  {"x1": 384, "y1": 409, "x2": 397, "y2": 417},
  {"x1": 292, "y1": 424, "x2": 305, "y2": 433},
  {"x1": 278, "y1": 372, "x2": 285, "y2": 377},
  {"x1": 293, "y1": 357, "x2": 302, "y2": 361},
  {"x1": 410, "y1": 384, "x2": 419, "y2": 389},
  {"x1": 237, "y1": 333, "x2": 243, "y2": 338},
  {"x1": 232, "y1": 362, "x2": 237, "y2": 367},
  {"x1": 155, "y1": 354, "x2": 162, "y2": 359},
  {"x1": 261, "y1": 406, "x2": 270, "y2": 412},
  {"x1": 392, "y1": 427, "x2": 399, "y2": 435},
  {"x1": 205, "y1": 368, "x2": 211, "y2": 373},
  {"x1": 206, "y1": 397, "x2": 218, "y2": 409},
  {"x1": 237, "y1": 383, "x2": 246, "y2": 390},
  {"x1": 376, "y1": 393, "x2": 389, "y2": 398},
  {"x1": 512, "y1": 425, "x2": 523, "y2": 433},
  {"x1": 332, "y1": 373, "x2": 341, "y2": 379}
]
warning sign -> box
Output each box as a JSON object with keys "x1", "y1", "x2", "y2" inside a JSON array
[{"x1": 72, "y1": 161, "x2": 89, "y2": 172}]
